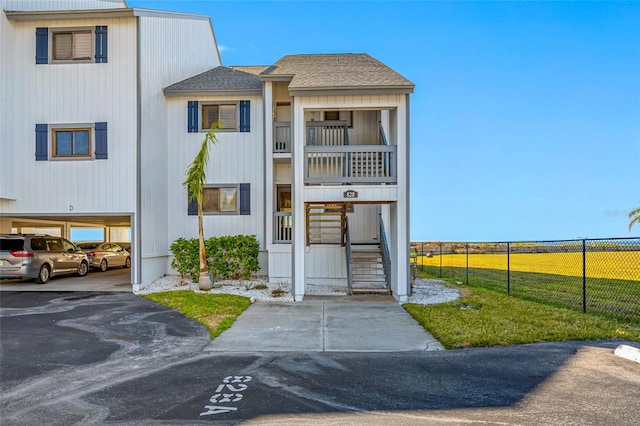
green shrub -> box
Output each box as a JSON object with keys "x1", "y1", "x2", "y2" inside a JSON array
[{"x1": 170, "y1": 235, "x2": 260, "y2": 283}]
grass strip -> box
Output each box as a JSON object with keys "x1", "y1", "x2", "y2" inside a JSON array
[
  {"x1": 142, "y1": 290, "x2": 251, "y2": 339},
  {"x1": 403, "y1": 284, "x2": 640, "y2": 349}
]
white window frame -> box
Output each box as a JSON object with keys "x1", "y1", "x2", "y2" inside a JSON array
[
  {"x1": 50, "y1": 123, "x2": 94, "y2": 160},
  {"x1": 202, "y1": 184, "x2": 240, "y2": 215},
  {"x1": 200, "y1": 102, "x2": 239, "y2": 132},
  {"x1": 50, "y1": 27, "x2": 94, "y2": 63}
]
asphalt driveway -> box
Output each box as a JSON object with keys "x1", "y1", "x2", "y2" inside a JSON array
[{"x1": 1, "y1": 291, "x2": 639, "y2": 425}]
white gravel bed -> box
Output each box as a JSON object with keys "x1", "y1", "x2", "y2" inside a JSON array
[{"x1": 138, "y1": 275, "x2": 460, "y2": 305}]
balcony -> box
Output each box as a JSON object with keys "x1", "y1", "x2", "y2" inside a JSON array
[
  {"x1": 273, "y1": 120, "x2": 397, "y2": 185},
  {"x1": 304, "y1": 145, "x2": 397, "y2": 184}
]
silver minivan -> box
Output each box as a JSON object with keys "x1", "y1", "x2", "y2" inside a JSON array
[{"x1": 0, "y1": 234, "x2": 89, "y2": 284}]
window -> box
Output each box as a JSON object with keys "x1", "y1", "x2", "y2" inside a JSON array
[
  {"x1": 188, "y1": 100, "x2": 250, "y2": 133},
  {"x1": 53, "y1": 30, "x2": 92, "y2": 61},
  {"x1": 202, "y1": 104, "x2": 237, "y2": 131},
  {"x1": 52, "y1": 128, "x2": 91, "y2": 158},
  {"x1": 188, "y1": 183, "x2": 250, "y2": 215},
  {"x1": 202, "y1": 186, "x2": 238, "y2": 213},
  {"x1": 36, "y1": 26, "x2": 107, "y2": 64},
  {"x1": 324, "y1": 111, "x2": 353, "y2": 128}
]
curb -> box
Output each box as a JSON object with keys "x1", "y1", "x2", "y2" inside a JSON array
[{"x1": 614, "y1": 344, "x2": 640, "y2": 364}]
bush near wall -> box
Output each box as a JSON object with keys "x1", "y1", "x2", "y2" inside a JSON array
[{"x1": 170, "y1": 235, "x2": 260, "y2": 283}]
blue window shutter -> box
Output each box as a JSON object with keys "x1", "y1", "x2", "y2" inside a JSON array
[
  {"x1": 188, "y1": 101, "x2": 198, "y2": 132},
  {"x1": 95, "y1": 122, "x2": 108, "y2": 159},
  {"x1": 36, "y1": 28, "x2": 48, "y2": 64},
  {"x1": 35, "y1": 124, "x2": 48, "y2": 160},
  {"x1": 239, "y1": 183, "x2": 250, "y2": 215},
  {"x1": 95, "y1": 26, "x2": 108, "y2": 63},
  {"x1": 239, "y1": 100, "x2": 250, "y2": 132},
  {"x1": 187, "y1": 190, "x2": 198, "y2": 215}
]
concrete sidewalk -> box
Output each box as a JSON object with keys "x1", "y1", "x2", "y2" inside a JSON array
[{"x1": 205, "y1": 296, "x2": 444, "y2": 352}]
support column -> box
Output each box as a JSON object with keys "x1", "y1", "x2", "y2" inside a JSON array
[{"x1": 291, "y1": 97, "x2": 305, "y2": 300}]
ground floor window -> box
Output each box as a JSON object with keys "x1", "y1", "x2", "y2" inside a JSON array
[{"x1": 203, "y1": 186, "x2": 238, "y2": 213}]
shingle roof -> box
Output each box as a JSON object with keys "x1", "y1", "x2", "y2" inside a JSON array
[
  {"x1": 164, "y1": 66, "x2": 263, "y2": 93},
  {"x1": 260, "y1": 54, "x2": 414, "y2": 90}
]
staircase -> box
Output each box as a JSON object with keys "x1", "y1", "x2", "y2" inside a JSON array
[
  {"x1": 306, "y1": 204, "x2": 346, "y2": 245},
  {"x1": 350, "y1": 245, "x2": 390, "y2": 295}
]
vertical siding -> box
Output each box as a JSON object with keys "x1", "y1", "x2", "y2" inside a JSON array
[
  {"x1": 137, "y1": 14, "x2": 219, "y2": 279},
  {"x1": 1, "y1": 0, "x2": 126, "y2": 11},
  {"x1": 305, "y1": 246, "x2": 346, "y2": 282},
  {"x1": 349, "y1": 204, "x2": 379, "y2": 243},
  {"x1": 165, "y1": 95, "x2": 265, "y2": 256},
  {"x1": 0, "y1": 16, "x2": 138, "y2": 214}
]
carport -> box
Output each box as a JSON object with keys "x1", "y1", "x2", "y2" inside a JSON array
[{"x1": 0, "y1": 214, "x2": 133, "y2": 291}]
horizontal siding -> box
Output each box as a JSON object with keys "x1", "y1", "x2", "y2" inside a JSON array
[
  {"x1": 1, "y1": 16, "x2": 138, "y2": 214},
  {"x1": 165, "y1": 95, "x2": 265, "y2": 248}
]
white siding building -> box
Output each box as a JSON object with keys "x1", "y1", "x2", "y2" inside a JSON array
[
  {"x1": 1, "y1": 1, "x2": 413, "y2": 300},
  {"x1": 0, "y1": 0, "x2": 220, "y2": 286}
]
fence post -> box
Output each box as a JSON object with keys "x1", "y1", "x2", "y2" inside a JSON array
[
  {"x1": 421, "y1": 242, "x2": 424, "y2": 272},
  {"x1": 439, "y1": 242, "x2": 442, "y2": 278},
  {"x1": 466, "y1": 243, "x2": 469, "y2": 284},
  {"x1": 582, "y1": 239, "x2": 586, "y2": 313},
  {"x1": 507, "y1": 242, "x2": 511, "y2": 295}
]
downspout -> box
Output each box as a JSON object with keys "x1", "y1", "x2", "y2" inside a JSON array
[{"x1": 134, "y1": 15, "x2": 142, "y2": 288}]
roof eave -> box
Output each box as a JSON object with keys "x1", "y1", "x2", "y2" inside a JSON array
[
  {"x1": 5, "y1": 7, "x2": 211, "y2": 21},
  {"x1": 163, "y1": 88, "x2": 263, "y2": 97},
  {"x1": 5, "y1": 8, "x2": 136, "y2": 21},
  {"x1": 289, "y1": 86, "x2": 415, "y2": 97}
]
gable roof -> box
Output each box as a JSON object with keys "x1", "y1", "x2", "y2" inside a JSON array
[
  {"x1": 260, "y1": 53, "x2": 414, "y2": 93},
  {"x1": 163, "y1": 66, "x2": 263, "y2": 96}
]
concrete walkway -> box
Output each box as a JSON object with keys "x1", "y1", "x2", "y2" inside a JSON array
[{"x1": 206, "y1": 295, "x2": 444, "y2": 352}]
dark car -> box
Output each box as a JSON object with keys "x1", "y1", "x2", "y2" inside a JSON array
[
  {"x1": 0, "y1": 234, "x2": 89, "y2": 284},
  {"x1": 76, "y1": 242, "x2": 131, "y2": 271}
]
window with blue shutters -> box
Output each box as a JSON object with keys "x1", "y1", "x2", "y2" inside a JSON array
[
  {"x1": 190, "y1": 101, "x2": 251, "y2": 132},
  {"x1": 187, "y1": 184, "x2": 250, "y2": 215},
  {"x1": 36, "y1": 123, "x2": 107, "y2": 161},
  {"x1": 37, "y1": 26, "x2": 108, "y2": 64}
]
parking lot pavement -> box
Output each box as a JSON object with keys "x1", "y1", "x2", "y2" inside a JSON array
[
  {"x1": 0, "y1": 268, "x2": 131, "y2": 292},
  {"x1": 1, "y1": 291, "x2": 639, "y2": 425}
]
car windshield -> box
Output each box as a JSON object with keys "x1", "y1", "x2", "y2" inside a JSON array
[{"x1": 77, "y1": 242, "x2": 101, "y2": 249}]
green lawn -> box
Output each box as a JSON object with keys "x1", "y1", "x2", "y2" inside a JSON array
[
  {"x1": 419, "y1": 265, "x2": 640, "y2": 322},
  {"x1": 141, "y1": 291, "x2": 251, "y2": 339},
  {"x1": 404, "y1": 282, "x2": 640, "y2": 349}
]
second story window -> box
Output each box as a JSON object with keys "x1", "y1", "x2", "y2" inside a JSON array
[
  {"x1": 53, "y1": 30, "x2": 92, "y2": 61},
  {"x1": 52, "y1": 128, "x2": 91, "y2": 158}
]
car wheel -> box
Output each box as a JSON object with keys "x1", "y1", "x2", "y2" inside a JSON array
[
  {"x1": 35, "y1": 265, "x2": 50, "y2": 284},
  {"x1": 124, "y1": 257, "x2": 131, "y2": 268},
  {"x1": 78, "y1": 261, "x2": 89, "y2": 277},
  {"x1": 99, "y1": 259, "x2": 108, "y2": 272}
]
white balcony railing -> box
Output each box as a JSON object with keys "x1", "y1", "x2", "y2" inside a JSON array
[
  {"x1": 273, "y1": 211, "x2": 292, "y2": 243},
  {"x1": 304, "y1": 145, "x2": 397, "y2": 184}
]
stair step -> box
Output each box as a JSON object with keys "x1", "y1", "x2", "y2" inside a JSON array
[{"x1": 350, "y1": 287, "x2": 390, "y2": 295}]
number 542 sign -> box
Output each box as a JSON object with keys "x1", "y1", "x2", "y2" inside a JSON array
[{"x1": 343, "y1": 190, "x2": 358, "y2": 199}]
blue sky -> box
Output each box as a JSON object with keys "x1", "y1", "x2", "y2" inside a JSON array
[{"x1": 129, "y1": 0, "x2": 640, "y2": 242}]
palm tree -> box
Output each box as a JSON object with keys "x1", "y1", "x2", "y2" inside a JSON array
[
  {"x1": 183, "y1": 124, "x2": 218, "y2": 290},
  {"x1": 630, "y1": 204, "x2": 640, "y2": 232}
]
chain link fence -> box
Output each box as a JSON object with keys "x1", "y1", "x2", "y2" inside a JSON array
[{"x1": 411, "y1": 238, "x2": 640, "y2": 322}]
